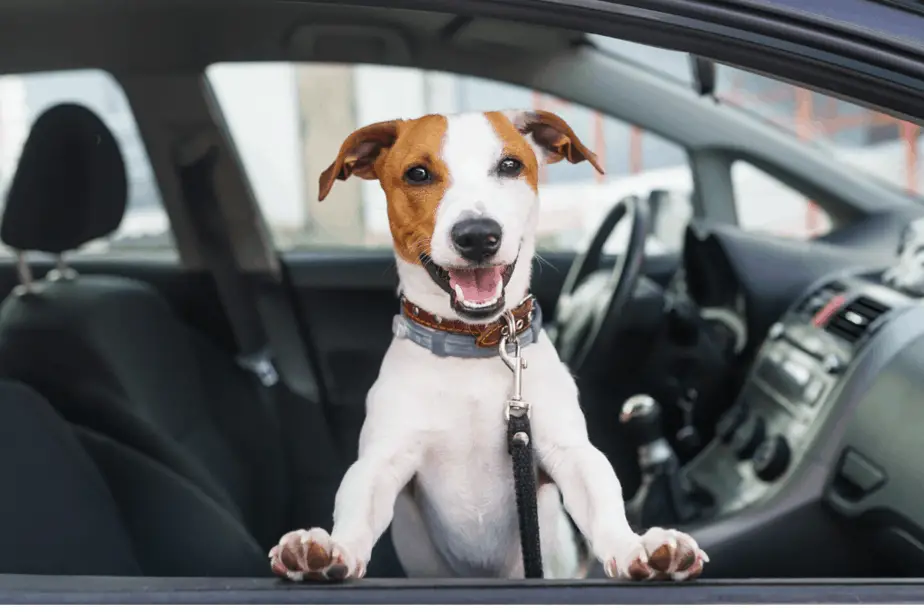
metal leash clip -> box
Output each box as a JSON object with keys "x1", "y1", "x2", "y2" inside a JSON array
[{"x1": 499, "y1": 310, "x2": 530, "y2": 422}]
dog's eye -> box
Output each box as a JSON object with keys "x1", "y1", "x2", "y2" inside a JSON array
[
  {"x1": 404, "y1": 166, "x2": 432, "y2": 185},
  {"x1": 497, "y1": 157, "x2": 523, "y2": 177}
]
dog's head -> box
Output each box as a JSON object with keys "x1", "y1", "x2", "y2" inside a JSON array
[{"x1": 319, "y1": 110, "x2": 603, "y2": 322}]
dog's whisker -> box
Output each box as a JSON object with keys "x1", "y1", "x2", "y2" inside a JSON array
[
  {"x1": 412, "y1": 238, "x2": 433, "y2": 257},
  {"x1": 535, "y1": 253, "x2": 558, "y2": 273}
]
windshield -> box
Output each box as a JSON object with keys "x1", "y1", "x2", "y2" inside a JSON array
[{"x1": 592, "y1": 36, "x2": 923, "y2": 202}]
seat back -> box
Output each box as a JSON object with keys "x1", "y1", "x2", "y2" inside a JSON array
[
  {"x1": 0, "y1": 380, "x2": 141, "y2": 576},
  {"x1": 0, "y1": 104, "x2": 289, "y2": 567}
]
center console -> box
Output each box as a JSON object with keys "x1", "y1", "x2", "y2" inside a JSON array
[{"x1": 680, "y1": 270, "x2": 920, "y2": 560}]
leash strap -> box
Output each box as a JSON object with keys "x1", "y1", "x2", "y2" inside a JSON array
[
  {"x1": 507, "y1": 412, "x2": 544, "y2": 578},
  {"x1": 499, "y1": 306, "x2": 544, "y2": 578}
]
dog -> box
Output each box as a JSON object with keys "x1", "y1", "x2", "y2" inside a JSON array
[{"x1": 269, "y1": 109, "x2": 708, "y2": 581}]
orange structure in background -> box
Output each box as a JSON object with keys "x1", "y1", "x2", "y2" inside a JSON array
[
  {"x1": 724, "y1": 77, "x2": 921, "y2": 200},
  {"x1": 532, "y1": 72, "x2": 920, "y2": 237},
  {"x1": 794, "y1": 89, "x2": 823, "y2": 236},
  {"x1": 902, "y1": 122, "x2": 920, "y2": 195}
]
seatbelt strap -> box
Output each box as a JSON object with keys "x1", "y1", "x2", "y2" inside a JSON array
[
  {"x1": 175, "y1": 140, "x2": 346, "y2": 535},
  {"x1": 175, "y1": 144, "x2": 279, "y2": 388}
]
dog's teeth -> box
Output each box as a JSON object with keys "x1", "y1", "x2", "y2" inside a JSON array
[
  {"x1": 460, "y1": 294, "x2": 501, "y2": 310},
  {"x1": 454, "y1": 284, "x2": 465, "y2": 302},
  {"x1": 494, "y1": 281, "x2": 503, "y2": 299}
]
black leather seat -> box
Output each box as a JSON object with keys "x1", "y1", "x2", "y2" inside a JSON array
[{"x1": 0, "y1": 103, "x2": 293, "y2": 576}]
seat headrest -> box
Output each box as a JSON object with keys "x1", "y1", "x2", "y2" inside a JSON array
[{"x1": 1, "y1": 103, "x2": 128, "y2": 254}]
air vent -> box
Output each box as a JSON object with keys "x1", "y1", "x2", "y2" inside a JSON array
[
  {"x1": 825, "y1": 295, "x2": 891, "y2": 344},
  {"x1": 799, "y1": 281, "x2": 847, "y2": 317}
]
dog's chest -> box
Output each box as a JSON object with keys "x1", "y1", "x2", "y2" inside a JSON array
[
  {"x1": 374, "y1": 335, "x2": 570, "y2": 575},
  {"x1": 398, "y1": 345, "x2": 526, "y2": 571},
  {"x1": 418, "y1": 357, "x2": 516, "y2": 517}
]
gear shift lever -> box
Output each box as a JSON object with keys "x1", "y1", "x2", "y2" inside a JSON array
[
  {"x1": 620, "y1": 394, "x2": 671, "y2": 462},
  {"x1": 621, "y1": 394, "x2": 700, "y2": 529}
]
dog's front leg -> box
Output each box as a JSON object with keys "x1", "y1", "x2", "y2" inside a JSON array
[
  {"x1": 541, "y1": 440, "x2": 707, "y2": 581},
  {"x1": 270, "y1": 410, "x2": 425, "y2": 582},
  {"x1": 330, "y1": 441, "x2": 423, "y2": 569},
  {"x1": 532, "y1": 371, "x2": 708, "y2": 581}
]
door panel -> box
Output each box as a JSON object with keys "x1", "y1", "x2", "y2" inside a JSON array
[{"x1": 281, "y1": 249, "x2": 681, "y2": 460}]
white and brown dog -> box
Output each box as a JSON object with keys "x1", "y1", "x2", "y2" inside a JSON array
[{"x1": 269, "y1": 110, "x2": 708, "y2": 581}]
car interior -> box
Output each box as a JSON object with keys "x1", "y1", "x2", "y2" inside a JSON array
[{"x1": 0, "y1": 0, "x2": 923, "y2": 604}]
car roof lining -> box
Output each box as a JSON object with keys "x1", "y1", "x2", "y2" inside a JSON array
[{"x1": 0, "y1": 3, "x2": 581, "y2": 74}]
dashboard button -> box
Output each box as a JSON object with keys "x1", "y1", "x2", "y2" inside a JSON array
[
  {"x1": 837, "y1": 450, "x2": 885, "y2": 495},
  {"x1": 731, "y1": 415, "x2": 766, "y2": 460},
  {"x1": 822, "y1": 354, "x2": 844, "y2": 374},
  {"x1": 781, "y1": 360, "x2": 811, "y2": 387},
  {"x1": 753, "y1": 435, "x2": 792, "y2": 481},
  {"x1": 803, "y1": 378, "x2": 826, "y2": 406},
  {"x1": 768, "y1": 322, "x2": 784, "y2": 340}
]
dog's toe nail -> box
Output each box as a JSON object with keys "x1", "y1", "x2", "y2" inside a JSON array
[
  {"x1": 628, "y1": 557, "x2": 652, "y2": 580},
  {"x1": 677, "y1": 549, "x2": 696, "y2": 572},
  {"x1": 326, "y1": 564, "x2": 349, "y2": 581},
  {"x1": 270, "y1": 557, "x2": 289, "y2": 577},
  {"x1": 687, "y1": 560, "x2": 704, "y2": 579},
  {"x1": 647, "y1": 544, "x2": 673, "y2": 573}
]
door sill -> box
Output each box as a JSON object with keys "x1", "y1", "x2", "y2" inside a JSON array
[{"x1": 1, "y1": 576, "x2": 924, "y2": 604}]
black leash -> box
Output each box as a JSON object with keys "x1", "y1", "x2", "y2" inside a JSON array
[
  {"x1": 500, "y1": 309, "x2": 544, "y2": 578},
  {"x1": 508, "y1": 412, "x2": 543, "y2": 578}
]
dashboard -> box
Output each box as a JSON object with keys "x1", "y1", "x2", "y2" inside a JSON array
[{"x1": 683, "y1": 265, "x2": 924, "y2": 578}]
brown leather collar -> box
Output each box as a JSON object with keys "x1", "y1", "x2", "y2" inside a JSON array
[{"x1": 401, "y1": 296, "x2": 536, "y2": 348}]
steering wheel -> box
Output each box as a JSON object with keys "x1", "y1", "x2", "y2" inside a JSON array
[{"x1": 551, "y1": 195, "x2": 651, "y2": 373}]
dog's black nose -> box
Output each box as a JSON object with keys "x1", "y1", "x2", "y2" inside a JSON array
[{"x1": 450, "y1": 218, "x2": 502, "y2": 263}]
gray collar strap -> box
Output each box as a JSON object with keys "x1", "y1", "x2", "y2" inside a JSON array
[{"x1": 393, "y1": 299, "x2": 543, "y2": 359}]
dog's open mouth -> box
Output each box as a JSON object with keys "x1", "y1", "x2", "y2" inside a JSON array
[
  {"x1": 422, "y1": 258, "x2": 516, "y2": 320},
  {"x1": 449, "y1": 265, "x2": 507, "y2": 310}
]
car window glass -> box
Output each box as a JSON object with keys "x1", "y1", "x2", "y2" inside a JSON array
[
  {"x1": 731, "y1": 161, "x2": 833, "y2": 238},
  {"x1": 0, "y1": 69, "x2": 173, "y2": 259},
  {"x1": 716, "y1": 66, "x2": 922, "y2": 199},
  {"x1": 590, "y1": 35, "x2": 922, "y2": 215},
  {"x1": 207, "y1": 62, "x2": 693, "y2": 255}
]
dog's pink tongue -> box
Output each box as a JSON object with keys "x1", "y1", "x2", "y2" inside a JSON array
[{"x1": 448, "y1": 266, "x2": 504, "y2": 303}]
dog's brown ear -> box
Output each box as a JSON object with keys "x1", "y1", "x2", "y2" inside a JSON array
[
  {"x1": 510, "y1": 109, "x2": 604, "y2": 174},
  {"x1": 318, "y1": 120, "x2": 401, "y2": 201}
]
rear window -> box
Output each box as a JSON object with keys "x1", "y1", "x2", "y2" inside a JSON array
[{"x1": 0, "y1": 69, "x2": 172, "y2": 258}]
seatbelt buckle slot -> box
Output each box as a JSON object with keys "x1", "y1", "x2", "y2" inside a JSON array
[{"x1": 237, "y1": 347, "x2": 279, "y2": 387}]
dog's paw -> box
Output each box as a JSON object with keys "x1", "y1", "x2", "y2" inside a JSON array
[
  {"x1": 269, "y1": 528, "x2": 365, "y2": 582},
  {"x1": 604, "y1": 527, "x2": 708, "y2": 581}
]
